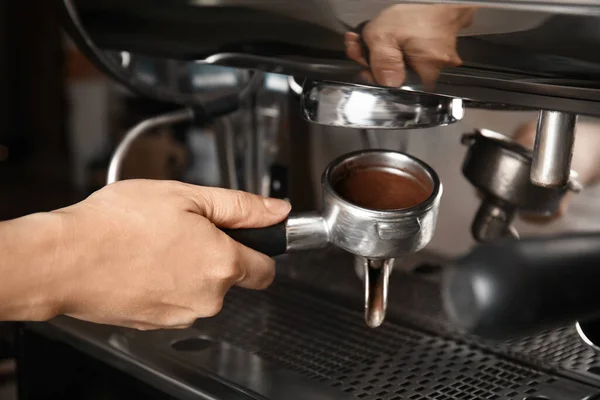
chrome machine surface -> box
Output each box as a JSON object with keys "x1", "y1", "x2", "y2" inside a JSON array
[{"x1": 301, "y1": 81, "x2": 464, "y2": 129}]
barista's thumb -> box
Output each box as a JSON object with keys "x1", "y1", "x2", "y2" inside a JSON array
[
  {"x1": 184, "y1": 185, "x2": 291, "y2": 229},
  {"x1": 366, "y1": 37, "x2": 407, "y2": 88}
]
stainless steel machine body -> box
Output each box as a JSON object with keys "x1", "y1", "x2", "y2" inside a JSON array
[
  {"x1": 22, "y1": 1, "x2": 600, "y2": 400},
  {"x1": 61, "y1": 0, "x2": 600, "y2": 116},
  {"x1": 59, "y1": 0, "x2": 600, "y2": 189}
]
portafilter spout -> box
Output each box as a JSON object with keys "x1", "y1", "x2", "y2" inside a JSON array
[{"x1": 363, "y1": 258, "x2": 394, "y2": 328}]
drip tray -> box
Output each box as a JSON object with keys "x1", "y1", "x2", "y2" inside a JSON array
[
  {"x1": 35, "y1": 283, "x2": 597, "y2": 400},
  {"x1": 30, "y1": 249, "x2": 600, "y2": 400},
  {"x1": 194, "y1": 285, "x2": 594, "y2": 400}
]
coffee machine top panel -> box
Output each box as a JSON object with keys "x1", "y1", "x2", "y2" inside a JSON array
[{"x1": 63, "y1": 0, "x2": 600, "y2": 115}]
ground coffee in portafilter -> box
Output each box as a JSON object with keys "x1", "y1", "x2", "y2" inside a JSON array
[{"x1": 334, "y1": 167, "x2": 431, "y2": 210}]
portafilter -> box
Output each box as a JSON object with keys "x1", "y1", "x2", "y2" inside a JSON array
[{"x1": 108, "y1": 149, "x2": 443, "y2": 328}]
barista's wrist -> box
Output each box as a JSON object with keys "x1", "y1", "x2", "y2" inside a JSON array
[{"x1": 0, "y1": 212, "x2": 66, "y2": 322}]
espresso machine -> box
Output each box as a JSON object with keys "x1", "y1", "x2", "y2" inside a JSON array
[{"x1": 15, "y1": 1, "x2": 600, "y2": 399}]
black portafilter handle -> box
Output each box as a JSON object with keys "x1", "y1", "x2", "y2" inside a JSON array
[
  {"x1": 443, "y1": 233, "x2": 600, "y2": 340},
  {"x1": 221, "y1": 220, "x2": 288, "y2": 258}
]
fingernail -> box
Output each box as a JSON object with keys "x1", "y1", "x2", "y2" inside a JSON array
[
  {"x1": 380, "y1": 70, "x2": 404, "y2": 87},
  {"x1": 263, "y1": 198, "x2": 292, "y2": 215}
]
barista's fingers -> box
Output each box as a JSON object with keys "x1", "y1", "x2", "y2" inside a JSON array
[
  {"x1": 344, "y1": 32, "x2": 369, "y2": 67},
  {"x1": 344, "y1": 32, "x2": 374, "y2": 83},
  {"x1": 407, "y1": 48, "x2": 461, "y2": 91},
  {"x1": 409, "y1": 62, "x2": 443, "y2": 91},
  {"x1": 345, "y1": 41, "x2": 369, "y2": 67},
  {"x1": 232, "y1": 240, "x2": 276, "y2": 290},
  {"x1": 181, "y1": 185, "x2": 291, "y2": 229},
  {"x1": 363, "y1": 36, "x2": 407, "y2": 87},
  {"x1": 401, "y1": 37, "x2": 462, "y2": 90},
  {"x1": 344, "y1": 31, "x2": 360, "y2": 42},
  {"x1": 358, "y1": 70, "x2": 375, "y2": 85}
]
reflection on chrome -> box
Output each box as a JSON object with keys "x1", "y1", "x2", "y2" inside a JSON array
[{"x1": 302, "y1": 81, "x2": 464, "y2": 129}]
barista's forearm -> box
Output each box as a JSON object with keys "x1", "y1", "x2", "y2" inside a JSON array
[{"x1": 0, "y1": 212, "x2": 65, "y2": 321}]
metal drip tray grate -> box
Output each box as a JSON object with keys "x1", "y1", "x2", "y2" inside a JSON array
[
  {"x1": 36, "y1": 250, "x2": 600, "y2": 400},
  {"x1": 378, "y1": 270, "x2": 600, "y2": 386},
  {"x1": 320, "y1": 258, "x2": 600, "y2": 389},
  {"x1": 192, "y1": 284, "x2": 595, "y2": 400},
  {"x1": 505, "y1": 326, "x2": 600, "y2": 379},
  {"x1": 328, "y1": 345, "x2": 548, "y2": 400}
]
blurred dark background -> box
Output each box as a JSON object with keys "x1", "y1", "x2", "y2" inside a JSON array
[{"x1": 0, "y1": 0, "x2": 72, "y2": 220}]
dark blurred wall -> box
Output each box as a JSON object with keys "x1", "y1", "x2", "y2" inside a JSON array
[
  {"x1": 0, "y1": 0, "x2": 67, "y2": 158},
  {"x1": 0, "y1": 0, "x2": 76, "y2": 220}
]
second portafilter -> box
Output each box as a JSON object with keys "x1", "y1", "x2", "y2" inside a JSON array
[
  {"x1": 108, "y1": 149, "x2": 443, "y2": 328},
  {"x1": 461, "y1": 129, "x2": 581, "y2": 243}
]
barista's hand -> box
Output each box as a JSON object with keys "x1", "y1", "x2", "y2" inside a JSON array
[
  {"x1": 23, "y1": 180, "x2": 290, "y2": 330},
  {"x1": 345, "y1": 5, "x2": 476, "y2": 90}
]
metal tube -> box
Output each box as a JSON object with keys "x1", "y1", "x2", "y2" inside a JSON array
[
  {"x1": 213, "y1": 116, "x2": 239, "y2": 190},
  {"x1": 531, "y1": 110, "x2": 577, "y2": 188},
  {"x1": 107, "y1": 109, "x2": 194, "y2": 185},
  {"x1": 241, "y1": 71, "x2": 266, "y2": 195},
  {"x1": 363, "y1": 258, "x2": 393, "y2": 329},
  {"x1": 471, "y1": 198, "x2": 519, "y2": 243}
]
